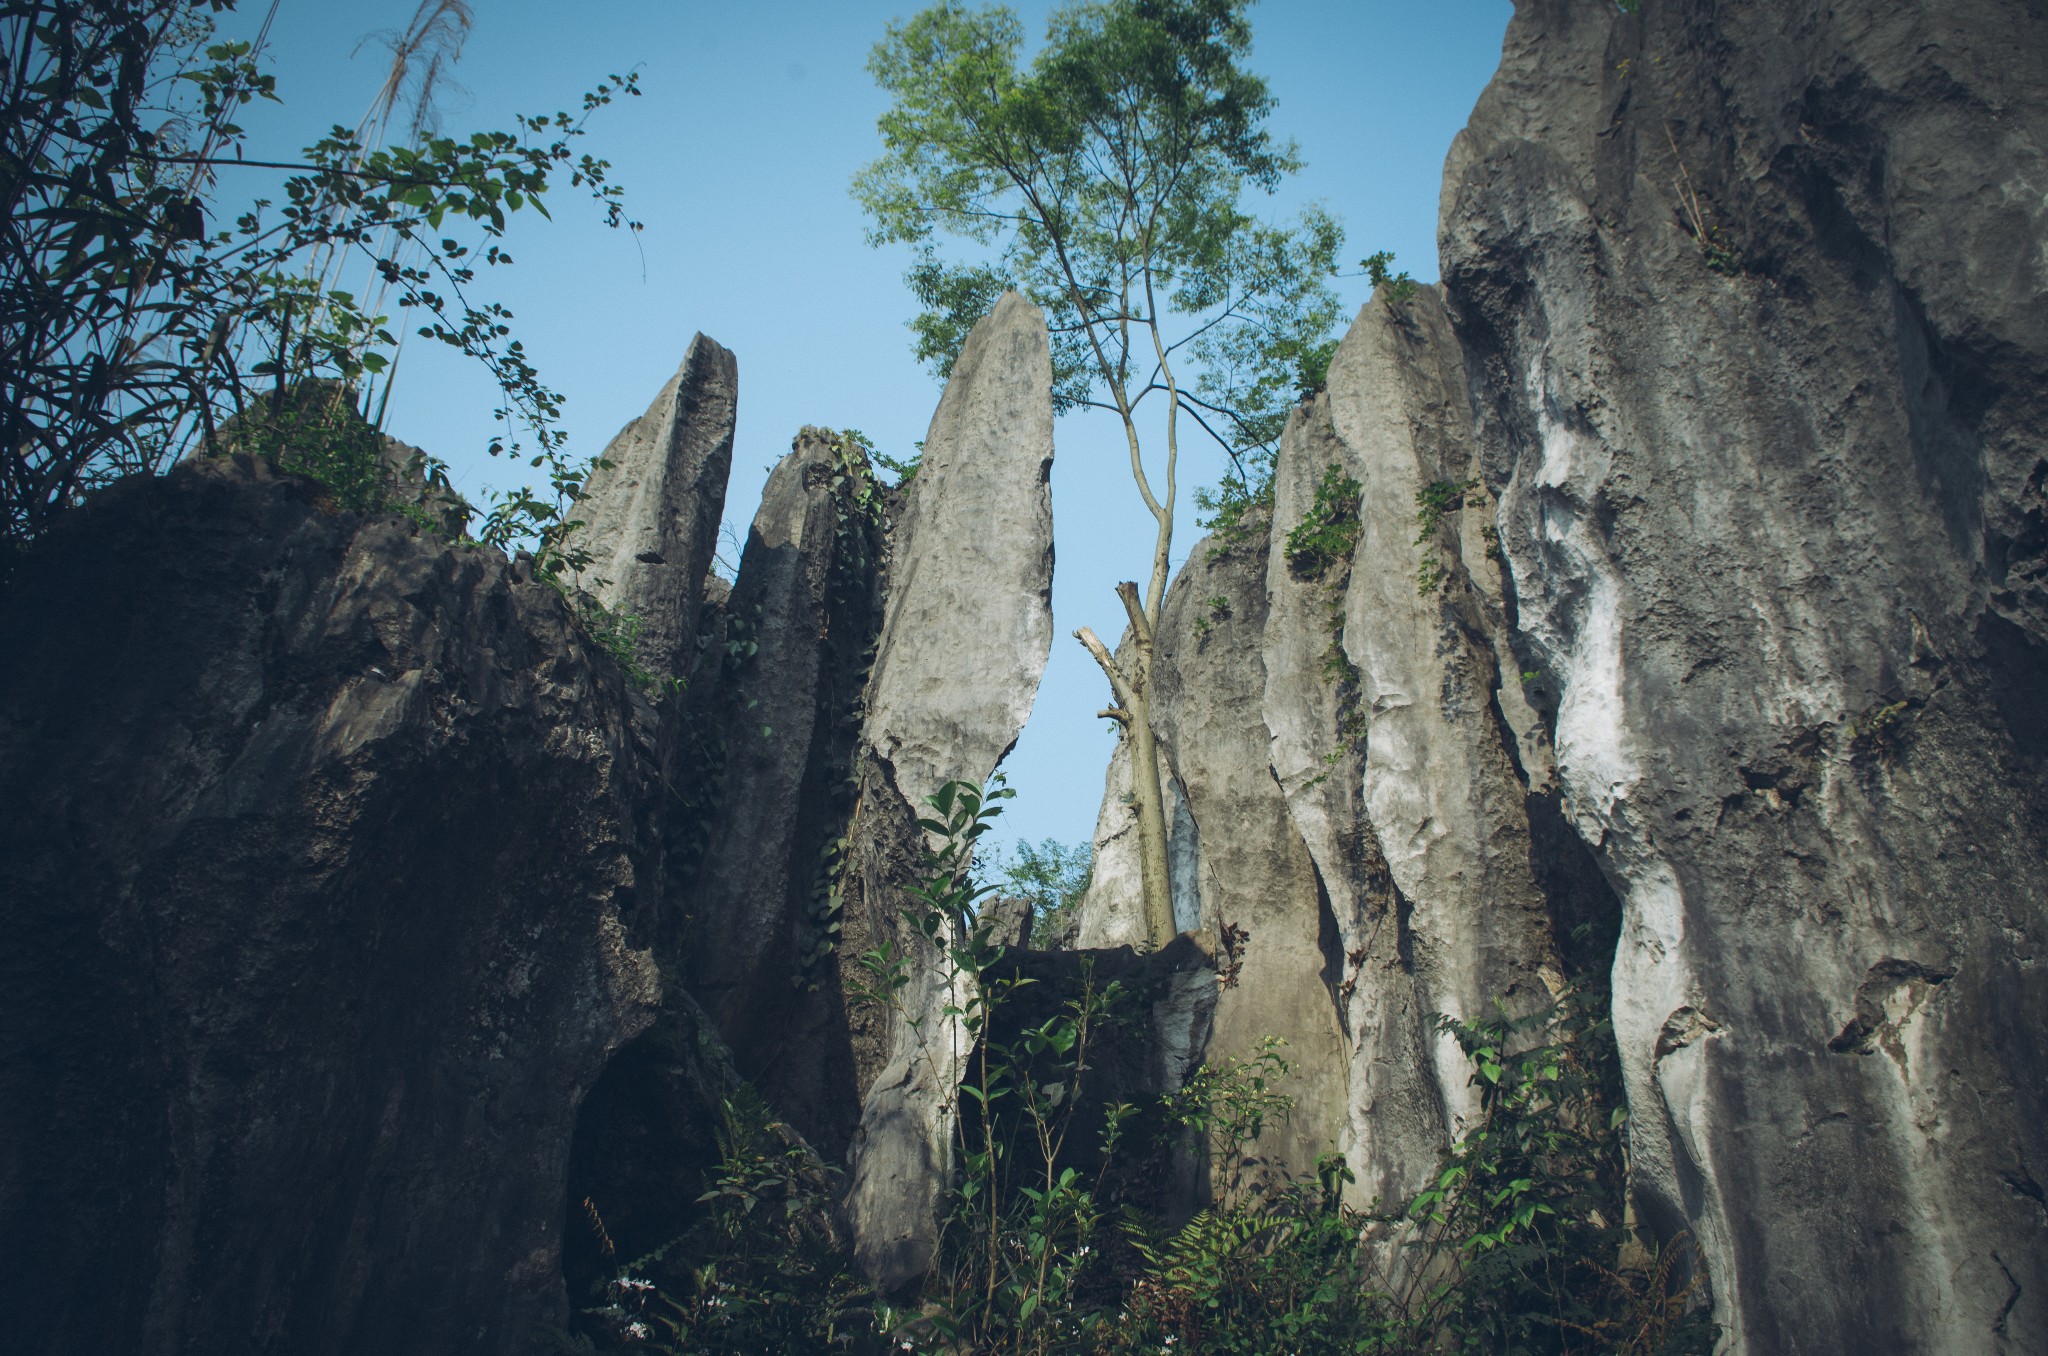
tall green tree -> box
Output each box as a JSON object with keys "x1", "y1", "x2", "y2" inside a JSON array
[
  {"x1": 856, "y1": 0, "x2": 1343, "y2": 946},
  {"x1": 0, "y1": 0, "x2": 638, "y2": 579}
]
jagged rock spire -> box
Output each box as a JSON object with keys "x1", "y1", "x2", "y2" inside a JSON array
[{"x1": 568, "y1": 333, "x2": 738, "y2": 682}]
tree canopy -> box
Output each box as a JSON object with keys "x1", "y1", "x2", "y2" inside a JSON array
[
  {"x1": 0, "y1": 0, "x2": 638, "y2": 579},
  {"x1": 855, "y1": 0, "x2": 1344, "y2": 528},
  {"x1": 857, "y1": 0, "x2": 1344, "y2": 945}
]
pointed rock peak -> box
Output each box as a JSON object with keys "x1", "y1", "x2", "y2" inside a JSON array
[
  {"x1": 568, "y1": 333, "x2": 738, "y2": 682},
  {"x1": 863, "y1": 291, "x2": 1055, "y2": 813},
  {"x1": 843, "y1": 292, "x2": 1056, "y2": 1294}
]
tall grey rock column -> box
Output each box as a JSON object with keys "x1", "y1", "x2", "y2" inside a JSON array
[
  {"x1": 1331, "y1": 291, "x2": 1561, "y2": 1051},
  {"x1": 1289, "y1": 292, "x2": 1564, "y2": 1206},
  {"x1": 1260, "y1": 381, "x2": 1441, "y2": 1212},
  {"x1": 567, "y1": 333, "x2": 738, "y2": 681},
  {"x1": 841, "y1": 292, "x2": 1055, "y2": 1291},
  {"x1": 1065, "y1": 292, "x2": 1570, "y2": 1211},
  {"x1": 1442, "y1": 0, "x2": 2048, "y2": 1348}
]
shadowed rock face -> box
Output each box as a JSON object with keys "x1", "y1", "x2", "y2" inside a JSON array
[
  {"x1": 675, "y1": 428, "x2": 887, "y2": 1163},
  {"x1": 1441, "y1": 0, "x2": 2048, "y2": 1348},
  {"x1": 842, "y1": 290, "x2": 1056, "y2": 1292},
  {"x1": 566, "y1": 333, "x2": 738, "y2": 683},
  {"x1": 0, "y1": 456, "x2": 664, "y2": 1356}
]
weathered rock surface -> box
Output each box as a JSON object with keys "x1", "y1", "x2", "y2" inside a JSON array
[
  {"x1": 1441, "y1": 0, "x2": 2048, "y2": 1347},
  {"x1": 675, "y1": 427, "x2": 886, "y2": 1162},
  {"x1": 0, "y1": 456, "x2": 663, "y2": 1355},
  {"x1": 841, "y1": 291, "x2": 1056, "y2": 1290},
  {"x1": 859, "y1": 291, "x2": 1057, "y2": 815},
  {"x1": 1308, "y1": 294, "x2": 1569, "y2": 1204},
  {"x1": 566, "y1": 334, "x2": 738, "y2": 682},
  {"x1": 1259, "y1": 390, "x2": 1445, "y2": 1210},
  {"x1": 1150, "y1": 526, "x2": 1351, "y2": 1190},
  {"x1": 1072, "y1": 295, "x2": 1577, "y2": 1211},
  {"x1": 378, "y1": 434, "x2": 474, "y2": 536}
]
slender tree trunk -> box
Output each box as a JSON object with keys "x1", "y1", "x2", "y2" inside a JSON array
[
  {"x1": 1077, "y1": 581, "x2": 1176, "y2": 949},
  {"x1": 1125, "y1": 667, "x2": 1175, "y2": 945},
  {"x1": 1069, "y1": 284, "x2": 1183, "y2": 950}
]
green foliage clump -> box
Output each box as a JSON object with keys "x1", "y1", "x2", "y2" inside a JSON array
[
  {"x1": 3, "y1": 0, "x2": 639, "y2": 586},
  {"x1": 1196, "y1": 476, "x2": 1272, "y2": 556},
  {"x1": 874, "y1": 445, "x2": 924, "y2": 487},
  {"x1": 1414, "y1": 477, "x2": 1479, "y2": 596},
  {"x1": 1100, "y1": 1160, "x2": 1378, "y2": 1355},
  {"x1": 572, "y1": 785, "x2": 1717, "y2": 1356},
  {"x1": 561, "y1": 1088, "x2": 879, "y2": 1355},
  {"x1": 577, "y1": 598, "x2": 659, "y2": 689},
  {"x1": 1398, "y1": 996, "x2": 1714, "y2": 1353},
  {"x1": 1157, "y1": 1035, "x2": 1293, "y2": 1187},
  {"x1": 569, "y1": 997, "x2": 1721, "y2": 1356},
  {"x1": 1286, "y1": 463, "x2": 1366, "y2": 581},
  {"x1": 1362, "y1": 249, "x2": 1419, "y2": 306},
  {"x1": 1097, "y1": 995, "x2": 1717, "y2": 1356},
  {"x1": 993, "y1": 838, "x2": 1094, "y2": 949},
  {"x1": 1414, "y1": 477, "x2": 1479, "y2": 542},
  {"x1": 1276, "y1": 461, "x2": 1368, "y2": 779},
  {"x1": 1191, "y1": 594, "x2": 1232, "y2": 638}
]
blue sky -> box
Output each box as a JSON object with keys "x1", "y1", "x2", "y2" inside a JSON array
[{"x1": 245, "y1": 0, "x2": 1513, "y2": 855}]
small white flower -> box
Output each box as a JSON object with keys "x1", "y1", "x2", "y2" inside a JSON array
[{"x1": 624, "y1": 1321, "x2": 649, "y2": 1341}]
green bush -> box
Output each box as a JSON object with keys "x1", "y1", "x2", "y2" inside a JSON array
[
  {"x1": 1285, "y1": 464, "x2": 1365, "y2": 581},
  {"x1": 558, "y1": 1088, "x2": 880, "y2": 1355},
  {"x1": 994, "y1": 839, "x2": 1094, "y2": 948},
  {"x1": 1095, "y1": 994, "x2": 1715, "y2": 1356}
]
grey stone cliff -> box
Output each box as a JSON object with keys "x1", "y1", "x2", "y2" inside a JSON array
[
  {"x1": 1151, "y1": 525, "x2": 1352, "y2": 1192},
  {"x1": 567, "y1": 333, "x2": 738, "y2": 682},
  {"x1": 1258, "y1": 385, "x2": 1446, "y2": 1211},
  {"x1": 841, "y1": 291, "x2": 1057, "y2": 1291},
  {"x1": 7, "y1": 6, "x2": 2045, "y2": 1342},
  {"x1": 858, "y1": 290, "x2": 1057, "y2": 815},
  {"x1": 0, "y1": 456, "x2": 665, "y2": 1355},
  {"x1": 1441, "y1": 0, "x2": 2048, "y2": 1348}
]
